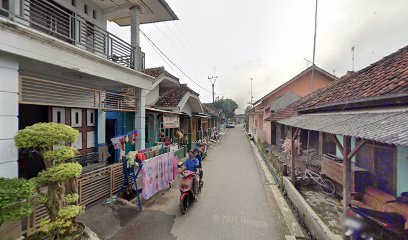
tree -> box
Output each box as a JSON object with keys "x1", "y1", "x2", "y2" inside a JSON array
[
  {"x1": 213, "y1": 97, "x2": 238, "y2": 119},
  {"x1": 15, "y1": 123, "x2": 83, "y2": 239}
]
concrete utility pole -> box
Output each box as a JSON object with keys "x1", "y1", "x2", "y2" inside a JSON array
[
  {"x1": 208, "y1": 76, "x2": 218, "y2": 103},
  {"x1": 311, "y1": 0, "x2": 318, "y2": 95},
  {"x1": 351, "y1": 46, "x2": 355, "y2": 71},
  {"x1": 250, "y1": 77, "x2": 253, "y2": 106}
]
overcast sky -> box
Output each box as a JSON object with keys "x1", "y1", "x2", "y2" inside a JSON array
[{"x1": 108, "y1": 0, "x2": 408, "y2": 113}]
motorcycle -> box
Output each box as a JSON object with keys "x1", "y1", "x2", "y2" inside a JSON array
[
  {"x1": 344, "y1": 204, "x2": 407, "y2": 240},
  {"x1": 179, "y1": 168, "x2": 203, "y2": 214}
]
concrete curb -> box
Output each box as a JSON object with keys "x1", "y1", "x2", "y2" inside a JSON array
[
  {"x1": 249, "y1": 140, "x2": 305, "y2": 239},
  {"x1": 282, "y1": 177, "x2": 342, "y2": 240}
]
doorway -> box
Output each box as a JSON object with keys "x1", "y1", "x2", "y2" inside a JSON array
[{"x1": 106, "y1": 119, "x2": 116, "y2": 164}]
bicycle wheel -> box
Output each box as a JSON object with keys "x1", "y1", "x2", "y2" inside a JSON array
[
  {"x1": 300, "y1": 175, "x2": 310, "y2": 187},
  {"x1": 320, "y1": 178, "x2": 336, "y2": 195}
]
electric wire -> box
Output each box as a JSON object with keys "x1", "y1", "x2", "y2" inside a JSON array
[{"x1": 140, "y1": 29, "x2": 211, "y2": 93}]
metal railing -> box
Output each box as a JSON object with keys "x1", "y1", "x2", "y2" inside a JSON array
[{"x1": 0, "y1": 0, "x2": 145, "y2": 70}]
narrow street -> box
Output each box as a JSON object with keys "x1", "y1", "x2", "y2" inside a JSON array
[{"x1": 110, "y1": 125, "x2": 289, "y2": 240}]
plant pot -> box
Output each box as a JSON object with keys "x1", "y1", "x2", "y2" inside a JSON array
[{"x1": 70, "y1": 222, "x2": 86, "y2": 240}]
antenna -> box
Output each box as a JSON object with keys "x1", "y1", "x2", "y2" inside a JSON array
[{"x1": 351, "y1": 46, "x2": 355, "y2": 71}]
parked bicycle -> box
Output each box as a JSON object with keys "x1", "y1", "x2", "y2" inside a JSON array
[{"x1": 297, "y1": 168, "x2": 336, "y2": 196}]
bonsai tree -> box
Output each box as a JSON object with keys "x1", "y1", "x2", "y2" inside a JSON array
[
  {"x1": 15, "y1": 123, "x2": 84, "y2": 239},
  {"x1": 0, "y1": 177, "x2": 36, "y2": 225}
]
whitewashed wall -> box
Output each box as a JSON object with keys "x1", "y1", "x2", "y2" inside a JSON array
[{"x1": 0, "y1": 55, "x2": 19, "y2": 178}]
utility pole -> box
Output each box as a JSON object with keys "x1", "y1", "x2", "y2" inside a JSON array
[
  {"x1": 351, "y1": 46, "x2": 355, "y2": 71},
  {"x1": 208, "y1": 76, "x2": 218, "y2": 103},
  {"x1": 250, "y1": 77, "x2": 253, "y2": 106},
  {"x1": 311, "y1": 0, "x2": 318, "y2": 95}
]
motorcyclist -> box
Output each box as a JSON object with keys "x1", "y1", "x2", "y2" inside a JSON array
[
  {"x1": 193, "y1": 148, "x2": 204, "y2": 181},
  {"x1": 183, "y1": 151, "x2": 200, "y2": 196}
]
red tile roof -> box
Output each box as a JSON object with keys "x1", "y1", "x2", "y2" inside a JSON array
[
  {"x1": 202, "y1": 103, "x2": 219, "y2": 116},
  {"x1": 142, "y1": 66, "x2": 179, "y2": 80},
  {"x1": 267, "y1": 45, "x2": 408, "y2": 121},
  {"x1": 298, "y1": 46, "x2": 408, "y2": 110},
  {"x1": 154, "y1": 84, "x2": 199, "y2": 108}
]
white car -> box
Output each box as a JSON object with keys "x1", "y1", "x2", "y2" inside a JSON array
[{"x1": 227, "y1": 122, "x2": 235, "y2": 128}]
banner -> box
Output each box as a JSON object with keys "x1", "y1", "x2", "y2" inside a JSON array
[
  {"x1": 163, "y1": 114, "x2": 180, "y2": 129},
  {"x1": 141, "y1": 152, "x2": 178, "y2": 200}
]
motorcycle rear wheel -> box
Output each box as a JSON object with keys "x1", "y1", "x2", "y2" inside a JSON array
[{"x1": 180, "y1": 197, "x2": 189, "y2": 215}]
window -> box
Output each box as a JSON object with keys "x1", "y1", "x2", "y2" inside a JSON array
[
  {"x1": 72, "y1": 132, "x2": 82, "y2": 149},
  {"x1": 71, "y1": 109, "x2": 82, "y2": 127},
  {"x1": 84, "y1": 4, "x2": 88, "y2": 14},
  {"x1": 92, "y1": 10, "x2": 96, "y2": 19},
  {"x1": 86, "y1": 131, "x2": 95, "y2": 149},
  {"x1": 52, "y1": 107, "x2": 66, "y2": 124},
  {"x1": 356, "y1": 142, "x2": 396, "y2": 195},
  {"x1": 87, "y1": 109, "x2": 95, "y2": 126}
]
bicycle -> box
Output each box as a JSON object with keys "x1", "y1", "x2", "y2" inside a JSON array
[{"x1": 297, "y1": 168, "x2": 336, "y2": 196}]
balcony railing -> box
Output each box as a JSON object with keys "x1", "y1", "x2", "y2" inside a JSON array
[{"x1": 0, "y1": 0, "x2": 145, "y2": 70}]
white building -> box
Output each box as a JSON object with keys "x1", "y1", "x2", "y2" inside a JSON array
[{"x1": 0, "y1": 0, "x2": 178, "y2": 178}]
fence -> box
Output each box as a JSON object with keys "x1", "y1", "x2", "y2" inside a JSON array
[{"x1": 21, "y1": 147, "x2": 185, "y2": 236}]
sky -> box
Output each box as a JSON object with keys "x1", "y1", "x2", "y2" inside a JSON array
[{"x1": 108, "y1": 0, "x2": 408, "y2": 114}]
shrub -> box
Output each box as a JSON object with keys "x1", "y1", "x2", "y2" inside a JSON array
[{"x1": 15, "y1": 123, "x2": 83, "y2": 239}]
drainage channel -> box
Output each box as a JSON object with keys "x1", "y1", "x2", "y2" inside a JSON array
[{"x1": 255, "y1": 143, "x2": 314, "y2": 240}]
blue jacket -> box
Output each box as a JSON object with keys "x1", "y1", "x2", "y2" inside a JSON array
[{"x1": 185, "y1": 157, "x2": 199, "y2": 172}]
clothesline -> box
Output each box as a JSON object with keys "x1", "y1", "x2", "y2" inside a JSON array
[
  {"x1": 111, "y1": 130, "x2": 139, "y2": 151},
  {"x1": 112, "y1": 129, "x2": 138, "y2": 139}
]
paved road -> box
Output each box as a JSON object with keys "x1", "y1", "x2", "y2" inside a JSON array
[{"x1": 109, "y1": 125, "x2": 289, "y2": 240}]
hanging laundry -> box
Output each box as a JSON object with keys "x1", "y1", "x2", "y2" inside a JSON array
[
  {"x1": 111, "y1": 137, "x2": 121, "y2": 150},
  {"x1": 120, "y1": 137, "x2": 126, "y2": 151}
]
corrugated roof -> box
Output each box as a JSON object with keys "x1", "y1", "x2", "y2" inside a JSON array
[
  {"x1": 270, "y1": 92, "x2": 300, "y2": 112},
  {"x1": 278, "y1": 109, "x2": 408, "y2": 146}
]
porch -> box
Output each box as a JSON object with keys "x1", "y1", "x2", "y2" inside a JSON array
[{"x1": 268, "y1": 109, "x2": 408, "y2": 236}]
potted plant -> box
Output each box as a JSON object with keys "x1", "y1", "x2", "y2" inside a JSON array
[{"x1": 15, "y1": 123, "x2": 84, "y2": 239}]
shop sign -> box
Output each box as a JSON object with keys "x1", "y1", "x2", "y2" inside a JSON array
[{"x1": 163, "y1": 114, "x2": 180, "y2": 129}]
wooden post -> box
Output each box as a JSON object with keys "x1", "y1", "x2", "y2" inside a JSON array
[
  {"x1": 306, "y1": 130, "x2": 311, "y2": 162},
  {"x1": 290, "y1": 127, "x2": 296, "y2": 183},
  {"x1": 188, "y1": 117, "x2": 192, "y2": 151},
  {"x1": 153, "y1": 113, "x2": 158, "y2": 144},
  {"x1": 318, "y1": 132, "x2": 323, "y2": 156},
  {"x1": 342, "y1": 136, "x2": 352, "y2": 213}
]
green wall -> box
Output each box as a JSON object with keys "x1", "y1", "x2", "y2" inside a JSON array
[
  {"x1": 335, "y1": 135, "x2": 357, "y2": 163},
  {"x1": 124, "y1": 112, "x2": 135, "y2": 153},
  {"x1": 397, "y1": 146, "x2": 408, "y2": 196}
]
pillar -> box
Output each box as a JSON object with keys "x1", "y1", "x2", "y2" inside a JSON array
[
  {"x1": 342, "y1": 136, "x2": 352, "y2": 213},
  {"x1": 97, "y1": 110, "x2": 106, "y2": 145},
  {"x1": 130, "y1": 6, "x2": 141, "y2": 70},
  {"x1": 188, "y1": 117, "x2": 192, "y2": 151},
  {"x1": 290, "y1": 127, "x2": 296, "y2": 183},
  {"x1": 0, "y1": 56, "x2": 19, "y2": 178},
  {"x1": 134, "y1": 88, "x2": 145, "y2": 150}
]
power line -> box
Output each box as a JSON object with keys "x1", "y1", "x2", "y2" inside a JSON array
[
  {"x1": 163, "y1": 23, "x2": 202, "y2": 65},
  {"x1": 143, "y1": 36, "x2": 182, "y2": 80},
  {"x1": 140, "y1": 29, "x2": 211, "y2": 93},
  {"x1": 171, "y1": 22, "x2": 198, "y2": 55}
]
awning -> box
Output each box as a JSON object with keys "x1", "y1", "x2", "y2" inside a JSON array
[
  {"x1": 193, "y1": 113, "x2": 212, "y2": 119},
  {"x1": 278, "y1": 109, "x2": 408, "y2": 146},
  {"x1": 146, "y1": 107, "x2": 181, "y2": 114}
]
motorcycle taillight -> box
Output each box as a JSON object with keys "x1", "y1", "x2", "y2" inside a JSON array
[{"x1": 347, "y1": 209, "x2": 357, "y2": 218}]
